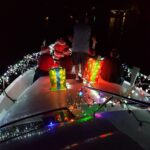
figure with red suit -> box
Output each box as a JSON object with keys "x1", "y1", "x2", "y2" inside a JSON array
[
  {"x1": 52, "y1": 37, "x2": 72, "y2": 65},
  {"x1": 33, "y1": 38, "x2": 72, "y2": 82}
]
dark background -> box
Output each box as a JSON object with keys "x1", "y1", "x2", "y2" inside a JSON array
[{"x1": 0, "y1": 0, "x2": 150, "y2": 75}]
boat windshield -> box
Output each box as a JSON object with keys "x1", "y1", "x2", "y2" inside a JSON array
[{"x1": 0, "y1": 107, "x2": 75, "y2": 143}]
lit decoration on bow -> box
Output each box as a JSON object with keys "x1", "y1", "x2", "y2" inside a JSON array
[
  {"x1": 83, "y1": 58, "x2": 102, "y2": 83},
  {"x1": 49, "y1": 67, "x2": 66, "y2": 91}
]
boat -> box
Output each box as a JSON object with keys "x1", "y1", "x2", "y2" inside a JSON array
[{"x1": 0, "y1": 51, "x2": 150, "y2": 150}]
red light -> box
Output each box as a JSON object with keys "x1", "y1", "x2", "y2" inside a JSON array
[{"x1": 99, "y1": 132, "x2": 113, "y2": 139}]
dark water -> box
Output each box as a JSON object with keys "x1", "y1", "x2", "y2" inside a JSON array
[{"x1": 0, "y1": 1, "x2": 150, "y2": 76}]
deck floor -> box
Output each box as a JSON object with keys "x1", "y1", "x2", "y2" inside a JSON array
[{"x1": 0, "y1": 77, "x2": 82, "y2": 124}]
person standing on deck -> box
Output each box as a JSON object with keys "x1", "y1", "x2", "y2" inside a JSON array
[
  {"x1": 100, "y1": 48, "x2": 123, "y2": 84},
  {"x1": 71, "y1": 15, "x2": 96, "y2": 81}
]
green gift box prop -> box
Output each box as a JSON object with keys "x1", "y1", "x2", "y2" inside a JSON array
[{"x1": 49, "y1": 67, "x2": 66, "y2": 91}]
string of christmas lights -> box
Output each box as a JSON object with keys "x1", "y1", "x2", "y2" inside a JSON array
[
  {"x1": 0, "y1": 52, "x2": 39, "y2": 94},
  {"x1": 122, "y1": 64, "x2": 150, "y2": 94}
]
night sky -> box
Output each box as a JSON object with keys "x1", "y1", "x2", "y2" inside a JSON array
[{"x1": 0, "y1": 0, "x2": 150, "y2": 75}]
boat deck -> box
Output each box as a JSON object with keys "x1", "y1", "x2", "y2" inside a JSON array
[
  {"x1": 0, "y1": 77, "x2": 150, "y2": 149},
  {"x1": 0, "y1": 77, "x2": 83, "y2": 124}
]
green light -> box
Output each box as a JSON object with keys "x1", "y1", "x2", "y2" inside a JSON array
[{"x1": 77, "y1": 116, "x2": 93, "y2": 123}]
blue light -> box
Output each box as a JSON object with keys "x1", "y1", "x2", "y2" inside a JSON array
[
  {"x1": 78, "y1": 91, "x2": 83, "y2": 97},
  {"x1": 48, "y1": 122, "x2": 56, "y2": 128}
]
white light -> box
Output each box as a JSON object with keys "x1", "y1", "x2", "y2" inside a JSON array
[
  {"x1": 101, "y1": 97, "x2": 107, "y2": 103},
  {"x1": 66, "y1": 82, "x2": 71, "y2": 89},
  {"x1": 124, "y1": 100, "x2": 128, "y2": 104},
  {"x1": 108, "y1": 101, "x2": 113, "y2": 104},
  {"x1": 131, "y1": 90, "x2": 135, "y2": 94},
  {"x1": 83, "y1": 79, "x2": 87, "y2": 85},
  {"x1": 128, "y1": 95, "x2": 131, "y2": 98},
  {"x1": 45, "y1": 16, "x2": 49, "y2": 20},
  {"x1": 70, "y1": 15, "x2": 73, "y2": 19}
]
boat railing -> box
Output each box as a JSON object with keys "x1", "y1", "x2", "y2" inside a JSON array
[
  {"x1": 0, "y1": 53, "x2": 39, "y2": 95},
  {"x1": 83, "y1": 85, "x2": 150, "y2": 106}
]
